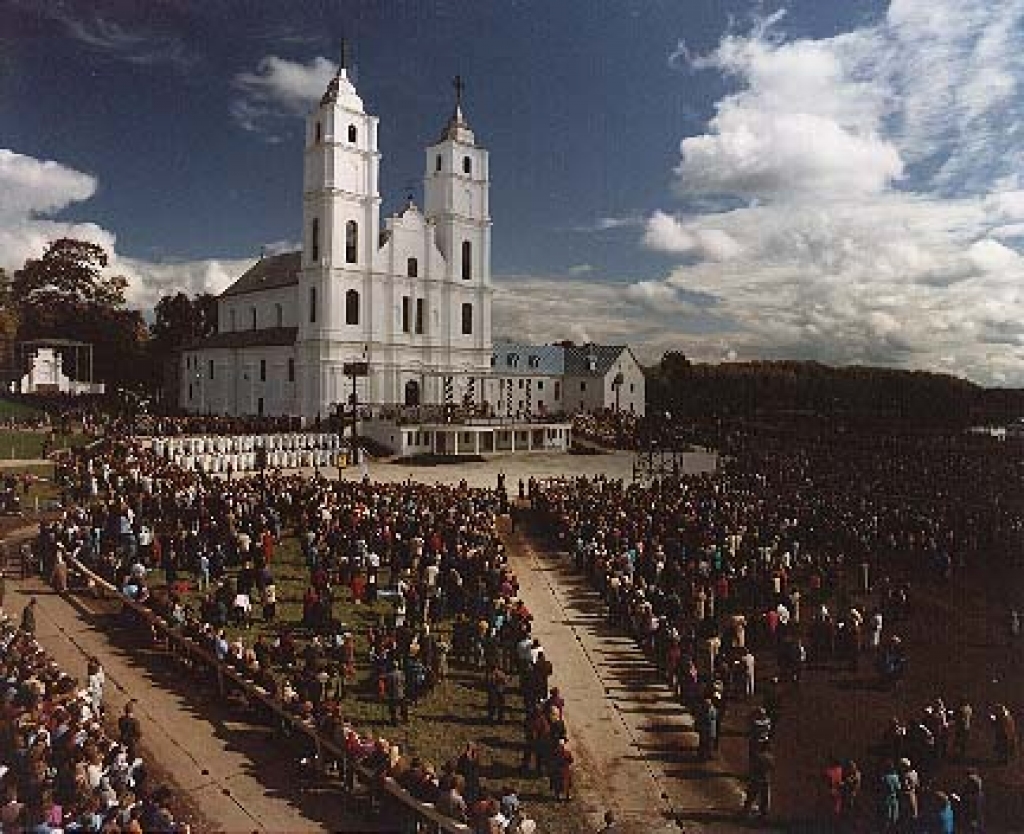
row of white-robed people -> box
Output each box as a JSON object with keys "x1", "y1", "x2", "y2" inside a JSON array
[{"x1": 150, "y1": 433, "x2": 347, "y2": 473}]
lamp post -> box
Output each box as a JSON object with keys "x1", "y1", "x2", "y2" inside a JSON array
[{"x1": 342, "y1": 360, "x2": 369, "y2": 473}]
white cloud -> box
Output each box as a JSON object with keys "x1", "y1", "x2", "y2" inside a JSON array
[
  {"x1": 643, "y1": 211, "x2": 742, "y2": 260},
  {"x1": 628, "y1": 2, "x2": 1024, "y2": 387},
  {"x1": 0, "y1": 150, "x2": 98, "y2": 219},
  {"x1": 571, "y1": 214, "x2": 645, "y2": 233},
  {"x1": 0, "y1": 148, "x2": 248, "y2": 310},
  {"x1": 233, "y1": 56, "x2": 337, "y2": 133}
]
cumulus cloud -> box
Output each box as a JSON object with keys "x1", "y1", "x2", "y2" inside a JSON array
[
  {"x1": 232, "y1": 56, "x2": 337, "y2": 134},
  {"x1": 629, "y1": 1, "x2": 1024, "y2": 387},
  {"x1": 0, "y1": 148, "x2": 248, "y2": 310},
  {"x1": 643, "y1": 211, "x2": 742, "y2": 260}
]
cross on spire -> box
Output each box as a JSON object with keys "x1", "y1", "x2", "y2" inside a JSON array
[{"x1": 453, "y1": 74, "x2": 465, "y2": 107}]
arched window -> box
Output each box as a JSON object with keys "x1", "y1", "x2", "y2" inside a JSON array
[
  {"x1": 461, "y1": 302, "x2": 473, "y2": 335},
  {"x1": 462, "y1": 156, "x2": 472, "y2": 175},
  {"x1": 347, "y1": 124, "x2": 357, "y2": 143},
  {"x1": 345, "y1": 220, "x2": 358, "y2": 264},
  {"x1": 407, "y1": 257, "x2": 418, "y2": 278},
  {"x1": 315, "y1": 121, "x2": 322, "y2": 143},
  {"x1": 461, "y1": 240, "x2": 472, "y2": 280},
  {"x1": 274, "y1": 304, "x2": 283, "y2": 328},
  {"x1": 345, "y1": 289, "x2": 360, "y2": 325},
  {"x1": 310, "y1": 217, "x2": 320, "y2": 262}
]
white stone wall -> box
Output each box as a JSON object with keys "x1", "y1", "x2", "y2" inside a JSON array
[{"x1": 181, "y1": 346, "x2": 297, "y2": 417}]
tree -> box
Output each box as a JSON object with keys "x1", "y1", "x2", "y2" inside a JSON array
[
  {"x1": 12, "y1": 239, "x2": 127, "y2": 333},
  {"x1": 0, "y1": 269, "x2": 18, "y2": 372},
  {"x1": 150, "y1": 292, "x2": 217, "y2": 354},
  {"x1": 11, "y1": 238, "x2": 147, "y2": 391}
]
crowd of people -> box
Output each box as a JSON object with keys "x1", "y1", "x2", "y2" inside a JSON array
[
  {"x1": 0, "y1": 600, "x2": 188, "y2": 832},
  {"x1": 30, "y1": 435, "x2": 569, "y2": 830},
  {"x1": 570, "y1": 409, "x2": 640, "y2": 450},
  {"x1": 531, "y1": 423, "x2": 1023, "y2": 827}
]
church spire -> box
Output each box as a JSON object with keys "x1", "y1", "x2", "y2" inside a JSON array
[
  {"x1": 439, "y1": 74, "x2": 474, "y2": 143},
  {"x1": 320, "y1": 38, "x2": 362, "y2": 109},
  {"x1": 339, "y1": 38, "x2": 350, "y2": 73}
]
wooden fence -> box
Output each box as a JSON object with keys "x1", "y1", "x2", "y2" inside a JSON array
[{"x1": 66, "y1": 555, "x2": 472, "y2": 834}]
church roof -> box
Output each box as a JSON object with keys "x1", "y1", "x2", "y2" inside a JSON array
[
  {"x1": 183, "y1": 326, "x2": 298, "y2": 351},
  {"x1": 492, "y1": 342, "x2": 565, "y2": 375},
  {"x1": 220, "y1": 252, "x2": 301, "y2": 298},
  {"x1": 438, "y1": 104, "x2": 476, "y2": 145},
  {"x1": 564, "y1": 344, "x2": 632, "y2": 377}
]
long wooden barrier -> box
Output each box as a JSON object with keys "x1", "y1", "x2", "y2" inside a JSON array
[{"x1": 65, "y1": 556, "x2": 472, "y2": 834}]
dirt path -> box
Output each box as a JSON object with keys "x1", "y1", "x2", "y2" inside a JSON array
[{"x1": 503, "y1": 518, "x2": 779, "y2": 834}]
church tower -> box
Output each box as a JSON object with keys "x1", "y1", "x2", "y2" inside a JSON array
[
  {"x1": 298, "y1": 46, "x2": 380, "y2": 416},
  {"x1": 423, "y1": 77, "x2": 493, "y2": 392}
]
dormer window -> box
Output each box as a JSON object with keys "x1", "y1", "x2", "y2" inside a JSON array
[
  {"x1": 348, "y1": 124, "x2": 357, "y2": 143},
  {"x1": 462, "y1": 156, "x2": 472, "y2": 175},
  {"x1": 528, "y1": 355, "x2": 540, "y2": 368}
]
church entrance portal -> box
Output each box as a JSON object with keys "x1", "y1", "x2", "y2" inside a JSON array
[{"x1": 404, "y1": 379, "x2": 421, "y2": 406}]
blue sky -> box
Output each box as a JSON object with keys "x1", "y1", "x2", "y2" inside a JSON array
[{"x1": 3, "y1": 0, "x2": 1024, "y2": 385}]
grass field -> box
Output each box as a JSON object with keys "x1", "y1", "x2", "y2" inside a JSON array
[
  {"x1": 150, "y1": 533, "x2": 591, "y2": 834},
  {"x1": 0, "y1": 399, "x2": 45, "y2": 421},
  {"x1": 0, "y1": 430, "x2": 89, "y2": 460}
]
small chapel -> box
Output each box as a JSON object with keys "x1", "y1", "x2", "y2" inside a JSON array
[{"x1": 181, "y1": 54, "x2": 493, "y2": 421}]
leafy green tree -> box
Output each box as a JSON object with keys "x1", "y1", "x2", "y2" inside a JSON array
[
  {"x1": 11, "y1": 238, "x2": 148, "y2": 391},
  {"x1": 12, "y1": 239, "x2": 127, "y2": 330}
]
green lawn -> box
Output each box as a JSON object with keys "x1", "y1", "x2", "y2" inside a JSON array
[
  {"x1": 0, "y1": 430, "x2": 89, "y2": 460},
  {"x1": 152, "y1": 533, "x2": 591, "y2": 834},
  {"x1": 0, "y1": 399, "x2": 45, "y2": 421}
]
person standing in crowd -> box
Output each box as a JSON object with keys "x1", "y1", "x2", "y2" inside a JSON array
[
  {"x1": 991, "y1": 704, "x2": 1017, "y2": 764},
  {"x1": 385, "y1": 661, "x2": 408, "y2": 725},
  {"x1": 87, "y1": 656, "x2": 105, "y2": 717},
  {"x1": 19, "y1": 596, "x2": 36, "y2": 636},
  {"x1": 961, "y1": 769, "x2": 985, "y2": 831},
  {"x1": 118, "y1": 700, "x2": 142, "y2": 760},
  {"x1": 955, "y1": 699, "x2": 974, "y2": 760},
  {"x1": 879, "y1": 760, "x2": 901, "y2": 832},
  {"x1": 698, "y1": 697, "x2": 718, "y2": 760},
  {"x1": 743, "y1": 743, "x2": 773, "y2": 820},
  {"x1": 486, "y1": 664, "x2": 509, "y2": 724},
  {"x1": 549, "y1": 738, "x2": 574, "y2": 801}
]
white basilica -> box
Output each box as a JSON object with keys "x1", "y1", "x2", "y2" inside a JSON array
[{"x1": 181, "y1": 59, "x2": 493, "y2": 421}]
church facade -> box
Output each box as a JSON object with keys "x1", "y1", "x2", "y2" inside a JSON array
[{"x1": 181, "y1": 60, "x2": 493, "y2": 421}]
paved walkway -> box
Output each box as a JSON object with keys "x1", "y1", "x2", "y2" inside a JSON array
[
  {"x1": 6, "y1": 572, "x2": 369, "y2": 833},
  {"x1": 505, "y1": 519, "x2": 778, "y2": 834}
]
